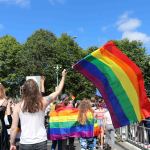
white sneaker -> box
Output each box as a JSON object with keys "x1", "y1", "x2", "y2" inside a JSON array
[{"x1": 99, "y1": 145, "x2": 103, "y2": 149}]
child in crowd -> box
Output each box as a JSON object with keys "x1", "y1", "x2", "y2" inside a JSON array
[
  {"x1": 78, "y1": 99, "x2": 94, "y2": 150},
  {"x1": 94, "y1": 99, "x2": 106, "y2": 149}
]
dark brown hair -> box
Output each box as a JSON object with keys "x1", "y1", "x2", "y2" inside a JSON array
[
  {"x1": 77, "y1": 98, "x2": 93, "y2": 125},
  {"x1": 21, "y1": 79, "x2": 43, "y2": 113},
  {"x1": 0, "y1": 84, "x2": 6, "y2": 99}
]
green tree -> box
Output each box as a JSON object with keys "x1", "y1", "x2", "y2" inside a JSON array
[
  {"x1": 20, "y1": 29, "x2": 57, "y2": 74},
  {"x1": 2, "y1": 31, "x2": 149, "y2": 99},
  {"x1": 54, "y1": 33, "x2": 95, "y2": 98},
  {"x1": 18, "y1": 29, "x2": 58, "y2": 93},
  {"x1": 0, "y1": 35, "x2": 22, "y2": 97},
  {"x1": 143, "y1": 55, "x2": 150, "y2": 96}
]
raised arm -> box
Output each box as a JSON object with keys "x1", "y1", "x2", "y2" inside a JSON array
[
  {"x1": 43, "y1": 69, "x2": 67, "y2": 107},
  {"x1": 40, "y1": 76, "x2": 45, "y2": 95}
]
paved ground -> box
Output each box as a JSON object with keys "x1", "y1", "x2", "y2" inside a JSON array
[
  {"x1": 15, "y1": 138, "x2": 142, "y2": 150},
  {"x1": 47, "y1": 139, "x2": 127, "y2": 150},
  {"x1": 116, "y1": 141, "x2": 144, "y2": 150}
]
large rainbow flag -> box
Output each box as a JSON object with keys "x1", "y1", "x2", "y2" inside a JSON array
[
  {"x1": 73, "y1": 41, "x2": 150, "y2": 128},
  {"x1": 48, "y1": 107, "x2": 94, "y2": 140}
]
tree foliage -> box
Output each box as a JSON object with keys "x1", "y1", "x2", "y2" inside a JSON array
[
  {"x1": 0, "y1": 32, "x2": 149, "y2": 98},
  {"x1": 53, "y1": 33, "x2": 95, "y2": 98},
  {"x1": 0, "y1": 35, "x2": 22, "y2": 97}
]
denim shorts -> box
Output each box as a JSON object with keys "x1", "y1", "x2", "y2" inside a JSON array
[{"x1": 19, "y1": 141, "x2": 47, "y2": 150}]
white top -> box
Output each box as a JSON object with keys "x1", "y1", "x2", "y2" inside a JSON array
[
  {"x1": 4, "y1": 115, "x2": 10, "y2": 135},
  {"x1": 104, "y1": 110, "x2": 113, "y2": 125},
  {"x1": 19, "y1": 110, "x2": 47, "y2": 144}
]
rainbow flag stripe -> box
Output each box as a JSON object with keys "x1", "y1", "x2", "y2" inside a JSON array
[
  {"x1": 94, "y1": 121, "x2": 101, "y2": 136},
  {"x1": 48, "y1": 108, "x2": 94, "y2": 140},
  {"x1": 73, "y1": 41, "x2": 150, "y2": 128}
]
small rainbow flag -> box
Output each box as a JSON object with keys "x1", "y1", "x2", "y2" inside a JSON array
[
  {"x1": 73, "y1": 41, "x2": 150, "y2": 128},
  {"x1": 48, "y1": 108, "x2": 94, "y2": 140}
]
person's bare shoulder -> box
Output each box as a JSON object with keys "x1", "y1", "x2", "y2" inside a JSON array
[{"x1": 14, "y1": 102, "x2": 22, "y2": 113}]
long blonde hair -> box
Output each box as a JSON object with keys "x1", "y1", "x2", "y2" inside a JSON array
[{"x1": 77, "y1": 98, "x2": 93, "y2": 125}]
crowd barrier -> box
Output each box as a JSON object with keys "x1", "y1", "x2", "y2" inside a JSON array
[{"x1": 116, "y1": 119, "x2": 150, "y2": 150}]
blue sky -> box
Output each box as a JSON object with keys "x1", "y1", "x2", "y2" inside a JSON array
[{"x1": 0, "y1": 0, "x2": 150, "y2": 54}]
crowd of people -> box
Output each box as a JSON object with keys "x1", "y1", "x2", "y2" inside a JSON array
[
  {"x1": 2, "y1": 70, "x2": 150, "y2": 150},
  {"x1": 0, "y1": 69, "x2": 118, "y2": 150},
  {"x1": 0, "y1": 69, "x2": 66, "y2": 150}
]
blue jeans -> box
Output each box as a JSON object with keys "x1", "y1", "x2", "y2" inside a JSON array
[
  {"x1": 80, "y1": 137, "x2": 94, "y2": 150},
  {"x1": 51, "y1": 140, "x2": 62, "y2": 150},
  {"x1": 19, "y1": 141, "x2": 47, "y2": 150},
  {"x1": 105, "y1": 124, "x2": 115, "y2": 149}
]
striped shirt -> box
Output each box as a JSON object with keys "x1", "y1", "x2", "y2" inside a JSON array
[{"x1": 94, "y1": 108, "x2": 106, "y2": 120}]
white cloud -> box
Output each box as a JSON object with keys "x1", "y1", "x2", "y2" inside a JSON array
[
  {"x1": 122, "y1": 31, "x2": 150, "y2": 43},
  {"x1": 117, "y1": 18, "x2": 141, "y2": 32},
  {"x1": 0, "y1": 0, "x2": 30, "y2": 7},
  {"x1": 116, "y1": 12, "x2": 150, "y2": 43},
  {"x1": 49, "y1": 0, "x2": 65, "y2": 5},
  {"x1": 15, "y1": 0, "x2": 30, "y2": 7}
]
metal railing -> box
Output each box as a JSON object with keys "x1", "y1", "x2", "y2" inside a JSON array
[{"x1": 116, "y1": 119, "x2": 150, "y2": 150}]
